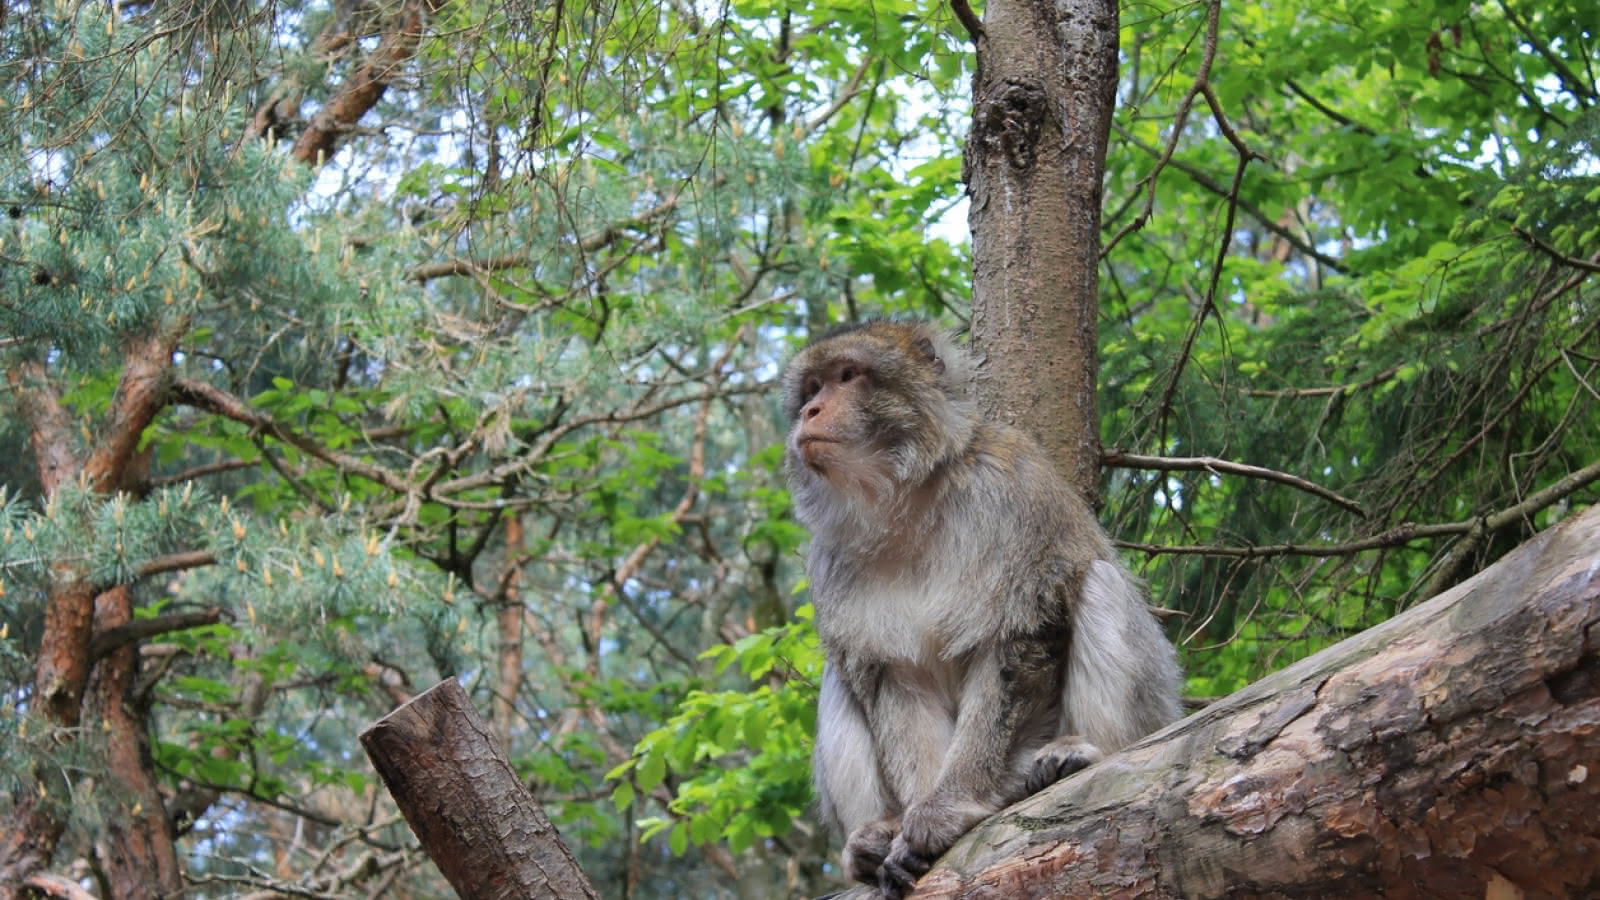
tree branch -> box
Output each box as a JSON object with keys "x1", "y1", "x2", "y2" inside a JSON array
[
  {"x1": 89, "y1": 607, "x2": 223, "y2": 661},
  {"x1": 949, "y1": 0, "x2": 985, "y2": 43},
  {"x1": 291, "y1": 0, "x2": 449, "y2": 165},
  {"x1": 170, "y1": 378, "x2": 414, "y2": 496},
  {"x1": 1103, "y1": 450, "x2": 1366, "y2": 517},
  {"x1": 1511, "y1": 226, "x2": 1600, "y2": 274},
  {"x1": 138, "y1": 550, "x2": 219, "y2": 578},
  {"x1": 5, "y1": 359, "x2": 82, "y2": 494},
  {"x1": 84, "y1": 319, "x2": 190, "y2": 493}
]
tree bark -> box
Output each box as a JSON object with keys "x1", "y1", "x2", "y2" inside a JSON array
[
  {"x1": 824, "y1": 502, "x2": 1600, "y2": 899},
  {"x1": 83, "y1": 587, "x2": 182, "y2": 900},
  {"x1": 964, "y1": 0, "x2": 1119, "y2": 502},
  {"x1": 361, "y1": 677, "x2": 601, "y2": 900}
]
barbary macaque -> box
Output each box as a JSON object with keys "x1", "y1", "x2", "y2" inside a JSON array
[{"x1": 782, "y1": 320, "x2": 1181, "y2": 898}]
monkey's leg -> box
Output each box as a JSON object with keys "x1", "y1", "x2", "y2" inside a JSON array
[
  {"x1": 815, "y1": 664, "x2": 901, "y2": 885},
  {"x1": 880, "y1": 636, "x2": 1060, "y2": 900}
]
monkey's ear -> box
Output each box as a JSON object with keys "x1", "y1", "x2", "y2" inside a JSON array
[{"x1": 914, "y1": 336, "x2": 946, "y2": 375}]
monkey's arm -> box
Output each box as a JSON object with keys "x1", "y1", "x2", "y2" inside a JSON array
[{"x1": 879, "y1": 625, "x2": 1065, "y2": 898}]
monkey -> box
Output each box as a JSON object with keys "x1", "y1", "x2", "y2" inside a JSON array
[{"x1": 781, "y1": 320, "x2": 1182, "y2": 899}]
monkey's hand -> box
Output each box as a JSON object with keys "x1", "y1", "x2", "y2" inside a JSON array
[
  {"x1": 878, "y1": 834, "x2": 932, "y2": 900},
  {"x1": 879, "y1": 798, "x2": 989, "y2": 899},
  {"x1": 842, "y1": 817, "x2": 898, "y2": 886},
  {"x1": 1026, "y1": 734, "x2": 1105, "y2": 795}
]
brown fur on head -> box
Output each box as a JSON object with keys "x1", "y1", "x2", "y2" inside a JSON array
[{"x1": 780, "y1": 320, "x2": 976, "y2": 519}]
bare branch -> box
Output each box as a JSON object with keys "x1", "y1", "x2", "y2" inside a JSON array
[
  {"x1": 1117, "y1": 521, "x2": 1471, "y2": 559},
  {"x1": 1417, "y1": 453, "x2": 1600, "y2": 598},
  {"x1": 1104, "y1": 450, "x2": 1366, "y2": 516},
  {"x1": 1101, "y1": 0, "x2": 1220, "y2": 260},
  {"x1": 90, "y1": 607, "x2": 222, "y2": 661},
  {"x1": 138, "y1": 550, "x2": 219, "y2": 578},
  {"x1": 950, "y1": 0, "x2": 985, "y2": 43},
  {"x1": 292, "y1": 0, "x2": 449, "y2": 165},
  {"x1": 148, "y1": 458, "x2": 256, "y2": 488}
]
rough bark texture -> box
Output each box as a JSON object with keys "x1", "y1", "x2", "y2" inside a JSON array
[
  {"x1": 83, "y1": 587, "x2": 183, "y2": 900},
  {"x1": 964, "y1": 0, "x2": 1119, "y2": 502},
  {"x1": 361, "y1": 677, "x2": 601, "y2": 900},
  {"x1": 290, "y1": 0, "x2": 447, "y2": 166},
  {"x1": 825, "y1": 503, "x2": 1600, "y2": 899}
]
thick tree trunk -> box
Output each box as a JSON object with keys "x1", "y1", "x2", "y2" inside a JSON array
[
  {"x1": 361, "y1": 677, "x2": 600, "y2": 900},
  {"x1": 964, "y1": 0, "x2": 1119, "y2": 501},
  {"x1": 825, "y1": 502, "x2": 1600, "y2": 899}
]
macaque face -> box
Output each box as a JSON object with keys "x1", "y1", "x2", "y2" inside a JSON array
[{"x1": 792, "y1": 354, "x2": 874, "y2": 476}]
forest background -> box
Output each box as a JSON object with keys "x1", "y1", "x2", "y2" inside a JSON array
[{"x1": 1, "y1": 0, "x2": 1596, "y2": 896}]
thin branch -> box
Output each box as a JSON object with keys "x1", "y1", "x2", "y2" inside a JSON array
[
  {"x1": 1117, "y1": 520, "x2": 1471, "y2": 559},
  {"x1": 1104, "y1": 450, "x2": 1366, "y2": 516},
  {"x1": 1511, "y1": 226, "x2": 1600, "y2": 274},
  {"x1": 90, "y1": 607, "x2": 222, "y2": 661},
  {"x1": 171, "y1": 378, "x2": 415, "y2": 496},
  {"x1": 1417, "y1": 453, "x2": 1600, "y2": 599},
  {"x1": 950, "y1": 0, "x2": 985, "y2": 43},
  {"x1": 1282, "y1": 78, "x2": 1376, "y2": 135},
  {"x1": 1245, "y1": 365, "x2": 1402, "y2": 398},
  {"x1": 148, "y1": 458, "x2": 256, "y2": 488},
  {"x1": 409, "y1": 178, "x2": 719, "y2": 283},
  {"x1": 807, "y1": 55, "x2": 875, "y2": 134},
  {"x1": 1495, "y1": 0, "x2": 1596, "y2": 107},
  {"x1": 1109, "y1": 124, "x2": 1348, "y2": 275},
  {"x1": 139, "y1": 550, "x2": 219, "y2": 578},
  {"x1": 586, "y1": 332, "x2": 743, "y2": 674},
  {"x1": 1122, "y1": 456, "x2": 1600, "y2": 568},
  {"x1": 1101, "y1": 0, "x2": 1220, "y2": 259}
]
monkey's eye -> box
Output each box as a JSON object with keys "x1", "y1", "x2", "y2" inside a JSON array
[
  {"x1": 839, "y1": 367, "x2": 857, "y2": 383},
  {"x1": 803, "y1": 378, "x2": 822, "y2": 400}
]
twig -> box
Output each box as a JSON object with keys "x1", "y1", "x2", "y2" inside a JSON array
[
  {"x1": 1110, "y1": 125, "x2": 1348, "y2": 274},
  {"x1": 1101, "y1": 0, "x2": 1220, "y2": 260},
  {"x1": 1245, "y1": 365, "x2": 1401, "y2": 398},
  {"x1": 149, "y1": 458, "x2": 257, "y2": 487},
  {"x1": 1416, "y1": 453, "x2": 1600, "y2": 599},
  {"x1": 1511, "y1": 226, "x2": 1600, "y2": 274},
  {"x1": 139, "y1": 549, "x2": 219, "y2": 577},
  {"x1": 1104, "y1": 450, "x2": 1366, "y2": 517},
  {"x1": 1116, "y1": 520, "x2": 1471, "y2": 559},
  {"x1": 950, "y1": 0, "x2": 985, "y2": 43}
]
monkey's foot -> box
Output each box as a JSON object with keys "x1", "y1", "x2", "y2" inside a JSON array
[
  {"x1": 1027, "y1": 735, "x2": 1105, "y2": 794},
  {"x1": 843, "y1": 817, "x2": 899, "y2": 886},
  {"x1": 878, "y1": 836, "x2": 932, "y2": 900}
]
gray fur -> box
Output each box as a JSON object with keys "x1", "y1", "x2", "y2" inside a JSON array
[{"x1": 783, "y1": 321, "x2": 1181, "y2": 898}]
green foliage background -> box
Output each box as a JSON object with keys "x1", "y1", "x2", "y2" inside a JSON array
[{"x1": 1, "y1": 0, "x2": 1595, "y2": 896}]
